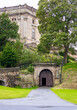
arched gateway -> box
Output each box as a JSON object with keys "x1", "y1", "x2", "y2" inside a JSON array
[
  {"x1": 34, "y1": 63, "x2": 60, "y2": 87},
  {"x1": 39, "y1": 69, "x2": 53, "y2": 87}
]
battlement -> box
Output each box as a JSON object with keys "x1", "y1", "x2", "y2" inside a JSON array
[{"x1": 0, "y1": 4, "x2": 37, "y2": 12}]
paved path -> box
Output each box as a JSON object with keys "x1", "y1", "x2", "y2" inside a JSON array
[
  {"x1": 0, "y1": 105, "x2": 77, "y2": 110},
  {"x1": 0, "y1": 87, "x2": 76, "y2": 107}
]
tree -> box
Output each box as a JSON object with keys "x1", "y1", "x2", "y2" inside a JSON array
[
  {"x1": 1, "y1": 43, "x2": 18, "y2": 67},
  {"x1": 20, "y1": 49, "x2": 37, "y2": 66},
  {"x1": 0, "y1": 13, "x2": 19, "y2": 51},
  {"x1": 37, "y1": 33, "x2": 53, "y2": 53},
  {"x1": 13, "y1": 39, "x2": 23, "y2": 66},
  {"x1": 36, "y1": 0, "x2": 77, "y2": 63}
]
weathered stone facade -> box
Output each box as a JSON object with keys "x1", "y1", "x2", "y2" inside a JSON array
[
  {"x1": 0, "y1": 67, "x2": 34, "y2": 88},
  {"x1": 20, "y1": 74, "x2": 34, "y2": 88},
  {"x1": 0, "y1": 4, "x2": 41, "y2": 47},
  {"x1": 0, "y1": 63, "x2": 60, "y2": 88},
  {"x1": 0, "y1": 67, "x2": 20, "y2": 87},
  {"x1": 34, "y1": 63, "x2": 60, "y2": 87}
]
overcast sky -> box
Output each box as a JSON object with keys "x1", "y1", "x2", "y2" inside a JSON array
[{"x1": 0, "y1": 0, "x2": 39, "y2": 9}]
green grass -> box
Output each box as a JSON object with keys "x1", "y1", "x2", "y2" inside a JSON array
[
  {"x1": 51, "y1": 88, "x2": 77, "y2": 104},
  {"x1": 51, "y1": 63, "x2": 77, "y2": 104},
  {"x1": 59, "y1": 62, "x2": 77, "y2": 89},
  {"x1": 0, "y1": 86, "x2": 37, "y2": 99},
  {"x1": 63, "y1": 63, "x2": 77, "y2": 80},
  {"x1": 63, "y1": 62, "x2": 77, "y2": 70}
]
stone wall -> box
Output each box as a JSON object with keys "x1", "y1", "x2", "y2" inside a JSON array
[
  {"x1": 20, "y1": 74, "x2": 34, "y2": 88},
  {"x1": 0, "y1": 67, "x2": 20, "y2": 87},
  {"x1": 0, "y1": 67, "x2": 35, "y2": 88},
  {"x1": 0, "y1": 64, "x2": 60, "y2": 88}
]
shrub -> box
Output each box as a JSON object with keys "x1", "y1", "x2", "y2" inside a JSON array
[
  {"x1": 0, "y1": 52, "x2": 3, "y2": 68},
  {"x1": 20, "y1": 64, "x2": 34, "y2": 75},
  {"x1": 20, "y1": 69, "x2": 29, "y2": 75},
  {"x1": 27, "y1": 64, "x2": 34, "y2": 73},
  {"x1": 20, "y1": 49, "x2": 40, "y2": 67},
  {"x1": 1, "y1": 43, "x2": 18, "y2": 67},
  {"x1": 13, "y1": 39, "x2": 23, "y2": 66},
  {"x1": 20, "y1": 49, "x2": 34, "y2": 66},
  {"x1": 36, "y1": 54, "x2": 62, "y2": 65}
]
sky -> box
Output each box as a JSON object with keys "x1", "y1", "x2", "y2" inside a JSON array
[{"x1": 0, "y1": 0, "x2": 39, "y2": 9}]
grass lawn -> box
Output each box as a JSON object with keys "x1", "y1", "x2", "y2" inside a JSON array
[
  {"x1": 51, "y1": 88, "x2": 77, "y2": 104},
  {"x1": 0, "y1": 86, "x2": 37, "y2": 99},
  {"x1": 62, "y1": 63, "x2": 77, "y2": 83},
  {"x1": 55, "y1": 62, "x2": 77, "y2": 89}
]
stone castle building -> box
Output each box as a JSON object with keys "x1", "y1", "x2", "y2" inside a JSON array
[
  {"x1": 0, "y1": 4, "x2": 60, "y2": 88},
  {"x1": 0, "y1": 4, "x2": 41, "y2": 47}
]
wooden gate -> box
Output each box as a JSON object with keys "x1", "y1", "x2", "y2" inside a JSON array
[{"x1": 39, "y1": 69, "x2": 53, "y2": 87}]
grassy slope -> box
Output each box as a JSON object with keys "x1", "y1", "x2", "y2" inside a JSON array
[
  {"x1": 56, "y1": 62, "x2": 77, "y2": 89},
  {"x1": 62, "y1": 62, "x2": 77, "y2": 89},
  {"x1": 51, "y1": 89, "x2": 77, "y2": 104},
  {"x1": 0, "y1": 86, "x2": 36, "y2": 99},
  {"x1": 51, "y1": 62, "x2": 77, "y2": 104}
]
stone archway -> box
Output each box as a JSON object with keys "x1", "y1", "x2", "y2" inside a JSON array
[
  {"x1": 34, "y1": 63, "x2": 60, "y2": 86},
  {"x1": 39, "y1": 69, "x2": 53, "y2": 87},
  {"x1": 0, "y1": 80, "x2": 6, "y2": 86}
]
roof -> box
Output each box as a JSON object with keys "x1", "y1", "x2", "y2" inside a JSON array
[{"x1": 0, "y1": 4, "x2": 37, "y2": 12}]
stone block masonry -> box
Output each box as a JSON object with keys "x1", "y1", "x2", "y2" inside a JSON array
[
  {"x1": 0, "y1": 67, "x2": 35, "y2": 88},
  {"x1": 0, "y1": 4, "x2": 41, "y2": 47},
  {"x1": 0, "y1": 67, "x2": 20, "y2": 87},
  {"x1": 0, "y1": 63, "x2": 60, "y2": 88}
]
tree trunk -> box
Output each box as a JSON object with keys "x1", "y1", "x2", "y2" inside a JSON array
[{"x1": 64, "y1": 47, "x2": 68, "y2": 64}]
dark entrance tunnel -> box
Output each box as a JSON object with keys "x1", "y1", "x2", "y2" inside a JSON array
[
  {"x1": 42, "y1": 78, "x2": 46, "y2": 86},
  {"x1": 0, "y1": 80, "x2": 5, "y2": 86},
  {"x1": 39, "y1": 69, "x2": 53, "y2": 87}
]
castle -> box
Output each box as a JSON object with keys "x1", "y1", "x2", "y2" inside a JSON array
[
  {"x1": 0, "y1": 4, "x2": 60, "y2": 87},
  {"x1": 0, "y1": 4, "x2": 41, "y2": 47}
]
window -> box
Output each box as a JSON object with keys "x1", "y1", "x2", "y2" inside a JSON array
[
  {"x1": 12, "y1": 18, "x2": 16, "y2": 21},
  {"x1": 32, "y1": 28, "x2": 35, "y2": 39},
  {"x1": 24, "y1": 17, "x2": 28, "y2": 21},
  {"x1": 32, "y1": 19, "x2": 35, "y2": 24}
]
